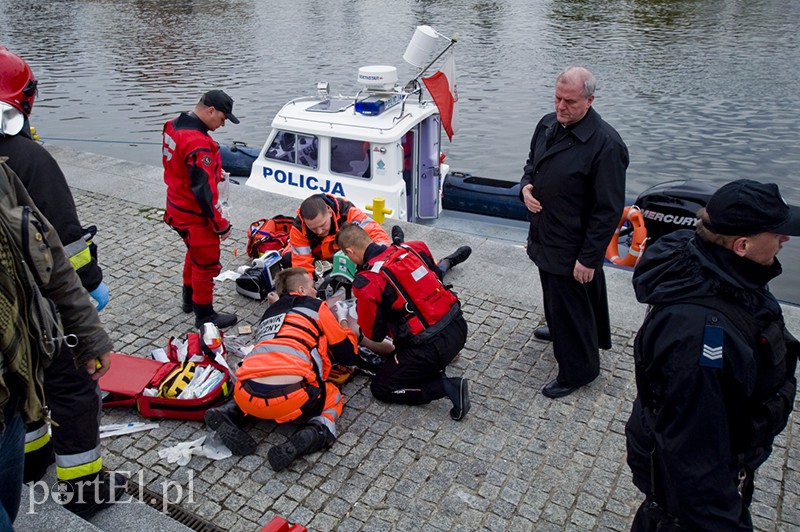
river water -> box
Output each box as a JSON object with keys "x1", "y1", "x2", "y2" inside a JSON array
[{"x1": 2, "y1": 0, "x2": 799, "y2": 302}]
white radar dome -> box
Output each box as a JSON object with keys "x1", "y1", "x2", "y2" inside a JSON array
[{"x1": 357, "y1": 66, "x2": 398, "y2": 91}]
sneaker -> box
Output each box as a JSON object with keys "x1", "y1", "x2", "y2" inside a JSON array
[
  {"x1": 391, "y1": 225, "x2": 405, "y2": 246},
  {"x1": 440, "y1": 246, "x2": 472, "y2": 270}
]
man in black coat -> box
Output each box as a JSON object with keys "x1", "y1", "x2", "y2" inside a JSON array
[{"x1": 519, "y1": 66, "x2": 628, "y2": 398}]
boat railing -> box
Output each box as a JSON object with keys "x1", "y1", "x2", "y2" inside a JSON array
[
  {"x1": 286, "y1": 95, "x2": 327, "y2": 107},
  {"x1": 394, "y1": 86, "x2": 425, "y2": 124}
]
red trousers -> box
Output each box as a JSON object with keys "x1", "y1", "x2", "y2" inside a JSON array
[{"x1": 168, "y1": 218, "x2": 221, "y2": 305}]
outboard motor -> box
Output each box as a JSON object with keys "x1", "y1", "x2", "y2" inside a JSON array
[{"x1": 634, "y1": 180, "x2": 718, "y2": 243}]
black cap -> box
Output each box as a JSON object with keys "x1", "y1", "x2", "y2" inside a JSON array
[
  {"x1": 201, "y1": 89, "x2": 239, "y2": 124},
  {"x1": 704, "y1": 179, "x2": 800, "y2": 236}
]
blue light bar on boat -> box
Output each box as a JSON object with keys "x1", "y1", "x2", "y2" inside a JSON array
[{"x1": 354, "y1": 93, "x2": 403, "y2": 116}]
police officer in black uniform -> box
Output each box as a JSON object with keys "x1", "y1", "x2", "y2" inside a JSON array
[{"x1": 626, "y1": 179, "x2": 800, "y2": 530}]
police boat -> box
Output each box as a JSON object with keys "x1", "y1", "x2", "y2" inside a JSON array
[
  {"x1": 245, "y1": 26, "x2": 462, "y2": 224},
  {"x1": 244, "y1": 67, "x2": 449, "y2": 223}
]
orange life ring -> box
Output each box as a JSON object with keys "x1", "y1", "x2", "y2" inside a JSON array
[{"x1": 606, "y1": 206, "x2": 647, "y2": 267}]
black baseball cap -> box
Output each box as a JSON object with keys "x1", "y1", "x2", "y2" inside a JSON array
[
  {"x1": 704, "y1": 179, "x2": 800, "y2": 236},
  {"x1": 201, "y1": 89, "x2": 239, "y2": 124}
]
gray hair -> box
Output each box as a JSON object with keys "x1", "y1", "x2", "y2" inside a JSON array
[{"x1": 556, "y1": 66, "x2": 596, "y2": 98}]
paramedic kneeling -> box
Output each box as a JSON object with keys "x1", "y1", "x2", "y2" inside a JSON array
[
  {"x1": 335, "y1": 223, "x2": 471, "y2": 421},
  {"x1": 204, "y1": 268, "x2": 358, "y2": 471}
]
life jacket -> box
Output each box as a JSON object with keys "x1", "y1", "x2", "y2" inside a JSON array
[{"x1": 367, "y1": 244, "x2": 460, "y2": 344}]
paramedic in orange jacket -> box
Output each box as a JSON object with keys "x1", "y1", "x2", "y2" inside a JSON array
[
  {"x1": 162, "y1": 89, "x2": 238, "y2": 329},
  {"x1": 336, "y1": 223, "x2": 471, "y2": 421},
  {"x1": 204, "y1": 267, "x2": 359, "y2": 471},
  {"x1": 286, "y1": 193, "x2": 390, "y2": 277}
]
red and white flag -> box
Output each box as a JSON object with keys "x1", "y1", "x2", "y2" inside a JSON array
[{"x1": 422, "y1": 51, "x2": 459, "y2": 141}]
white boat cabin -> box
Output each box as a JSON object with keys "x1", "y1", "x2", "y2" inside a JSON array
[{"x1": 246, "y1": 66, "x2": 449, "y2": 222}]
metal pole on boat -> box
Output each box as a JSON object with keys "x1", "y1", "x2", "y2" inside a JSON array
[{"x1": 406, "y1": 32, "x2": 461, "y2": 87}]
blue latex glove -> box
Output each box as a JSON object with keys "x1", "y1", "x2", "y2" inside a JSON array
[{"x1": 89, "y1": 281, "x2": 110, "y2": 311}]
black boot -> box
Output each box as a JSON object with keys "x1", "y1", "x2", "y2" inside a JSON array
[
  {"x1": 391, "y1": 225, "x2": 405, "y2": 245},
  {"x1": 23, "y1": 435, "x2": 54, "y2": 483},
  {"x1": 181, "y1": 285, "x2": 193, "y2": 313},
  {"x1": 204, "y1": 400, "x2": 257, "y2": 455},
  {"x1": 193, "y1": 302, "x2": 238, "y2": 329},
  {"x1": 442, "y1": 376, "x2": 471, "y2": 421},
  {"x1": 268, "y1": 421, "x2": 333, "y2": 472},
  {"x1": 62, "y1": 471, "x2": 128, "y2": 518},
  {"x1": 438, "y1": 246, "x2": 472, "y2": 275}
]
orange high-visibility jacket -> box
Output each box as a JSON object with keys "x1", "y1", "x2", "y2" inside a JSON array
[
  {"x1": 236, "y1": 292, "x2": 358, "y2": 385},
  {"x1": 289, "y1": 194, "x2": 389, "y2": 276}
]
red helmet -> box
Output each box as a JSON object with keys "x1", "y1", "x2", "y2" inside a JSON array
[{"x1": 0, "y1": 46, "x2": 37, "y2": 116}]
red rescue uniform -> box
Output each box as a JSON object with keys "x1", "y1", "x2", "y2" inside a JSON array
[
  {"x1": 289, "y1": 194, "x2": 390, "y2": 276},
  {"x1": 352, "y1": 241, "x2": 467, "y2": 405},
  {"x1": 162, "y1": 112, "x2": 231, "y2": 305},
  {"x1": 234, "y1": 293, "x2": 358, "y2": 436}
]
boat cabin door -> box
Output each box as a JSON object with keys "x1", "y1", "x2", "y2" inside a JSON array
[{"x1": 400, "y1": 115, "x2": 442, "y2": 222}]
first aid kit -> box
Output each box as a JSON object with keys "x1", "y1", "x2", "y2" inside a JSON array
[{"x1": 99, "y1": 324, "x2": 233, "y2": 421}]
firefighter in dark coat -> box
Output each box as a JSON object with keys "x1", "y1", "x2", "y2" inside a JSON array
[
  {"x1": 335, "y1": 223, "x2": 471, "y2": 421},
  {"x1": 0, "y1": 46, "x2": 125, "y2": 517},
  {"x1": 519, "y1": 66, "x2": 628, "y2": 399},
  {"x1": 626, "y1": 180, "x2": 799, "y2": 531},
  {"x1": 162, "y1": 89, "x2": 239, "y2": 328}
]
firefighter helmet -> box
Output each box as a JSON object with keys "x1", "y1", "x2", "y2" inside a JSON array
[{"x1": 0, "y1": 46, "x2": 37, "y2": 116}]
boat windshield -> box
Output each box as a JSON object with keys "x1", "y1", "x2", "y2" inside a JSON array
[
  {"x1": 330, "y1": 137, "x2": 370, "y2": 179},
  {"x1": 266, "y1": 131, "x2": 319, "y2": 169}
]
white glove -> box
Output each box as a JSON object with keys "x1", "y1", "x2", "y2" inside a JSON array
[
  {"x1": 158, "y1": 433, "x2": 232, "y2": 465},
  {"x1": 333, "y1": 301, "x2": 350, "y2": 323},
  {"x1": 158, "y1": 436, "x2": 206, "y2": 466}
]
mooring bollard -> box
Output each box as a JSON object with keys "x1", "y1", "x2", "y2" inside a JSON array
[{"x1": 366, "y1": 197, "x2": 392, "y2": 224}]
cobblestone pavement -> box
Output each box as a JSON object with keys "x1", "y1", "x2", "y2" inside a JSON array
[{"x1": 75, "y1": 188, "x2": 800, "y2": 532}]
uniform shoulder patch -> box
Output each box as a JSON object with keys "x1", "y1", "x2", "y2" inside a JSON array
[
  {"x1": 202, "y1": 155, "x2": 212, "y2": 167},
  {"x1": 352, "y1": 274, "x2": 369, "y2": 289},
  {"x1": 700, "y1": 325, "x2": 724, "y2": 368}
]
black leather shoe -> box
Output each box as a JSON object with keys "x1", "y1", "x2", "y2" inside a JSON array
[
  {"x1": 541, "y1": 378, "x2": 578, "y2": 399},
  {"x1": 533, "y1": 326, "x2": 552, "y2": 341}
]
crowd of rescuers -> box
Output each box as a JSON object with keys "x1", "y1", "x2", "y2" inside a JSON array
[{"x1": 204, "y1": 192, "x2": 473, "y2": 471}]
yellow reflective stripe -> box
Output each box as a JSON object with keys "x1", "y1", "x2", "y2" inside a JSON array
[
  {"x1": 56, "y1": 457, "x2": 103, "y2": 481},
  {"x1": 64, "y1": 238, "x2": 91, "y2": 270},
  {"x1": 24, "y1": 429, "x2": 51, "y2": 453},
  {"x1": 55, "y1": 447, "x2": 101, "y2": 469}
]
